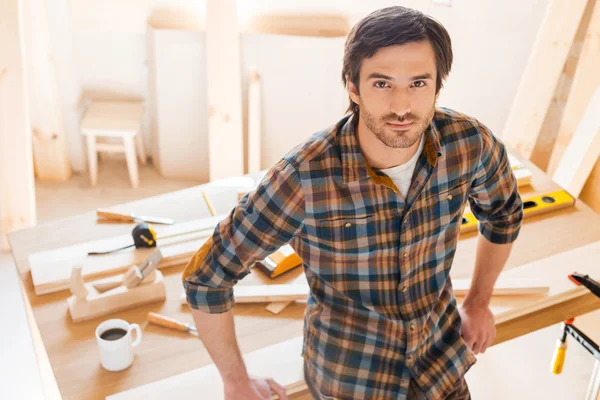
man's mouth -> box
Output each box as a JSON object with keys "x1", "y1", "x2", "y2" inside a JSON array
[{"x1": 386, "y1": 121, "x2": 414, "y2": 129}]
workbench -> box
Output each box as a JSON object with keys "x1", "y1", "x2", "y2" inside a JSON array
[{"x1": 9, "y1": 160, "x2": 600, "y2": 399}]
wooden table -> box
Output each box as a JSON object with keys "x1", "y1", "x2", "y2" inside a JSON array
[{"x1": 9, "y1": 161, "x2": 600, "y2": 399}]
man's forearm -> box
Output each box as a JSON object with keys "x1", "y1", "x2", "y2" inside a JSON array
[
  {"x1": 190, "y1": 307, "x2": 250, "y2": 387},
  {"x1": 464, "y1": 233, "x2": 513, "y2": 307}
]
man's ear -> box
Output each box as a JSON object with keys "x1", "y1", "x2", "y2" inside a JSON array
[{"x1": 347, "y1": 78, "x2": 360, "y2": 106}]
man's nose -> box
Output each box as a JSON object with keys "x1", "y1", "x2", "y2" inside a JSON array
[{"x1": 390, "y1": 89, "x2": 411, "y2": 118}]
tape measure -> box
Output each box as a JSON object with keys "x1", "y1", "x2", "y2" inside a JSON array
[{"x1": 88, "y1": 223, "x2": 157, "y2": 255}]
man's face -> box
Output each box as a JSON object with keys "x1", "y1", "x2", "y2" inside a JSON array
[{"x1": 348, "y1": 41, "x2": 438, "y2": 149}]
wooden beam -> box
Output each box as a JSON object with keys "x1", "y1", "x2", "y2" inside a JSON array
[
  {"x1": 580, "y1": 157, "x2": 600, "y2": 214},
  {"x1": 548, "y1": 0, "x2": 600, "y2": 176},
  {"x1": 181, "y1": 279, "x2": 550, "y2": 306},
  {"x1": 530, "y1": 0, "x2": 595, "y2": 171},
  {"x1": 22, "y1": 0, "x2": 71, "y2": 180},
  {"x1": 551, "y1": 85, "x2": 600, "y2": 197},
  {"x1": 243, "y1": 14, "x2": 350, "y2": 37},
  {"x1": 501, "y1": 0, "x2": 589, "y2": 159},
  {"x1": 0, "y1": 0, "x2": 37, "y2": 249},
  {"x1": 493, "y1": 286, "x2": 600, "y2": 345},
  {"x1": 247, "y1": 66, "x2": 261, "y2": 173},
  {"x1": 206, "y1": 0, "x2": 244, "y2": 181}
]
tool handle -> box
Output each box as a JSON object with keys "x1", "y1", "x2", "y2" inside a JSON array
[
  {"x1": 97, "y1": 209, "x2": 133, "y2": 222},
  {"x1": 550, "y1": 340, "x2": 567, "y2": 374},
  {"x1": 147, "y1": 312, "x2": 189, "y2": 332}
]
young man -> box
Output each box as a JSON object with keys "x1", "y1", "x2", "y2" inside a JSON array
[{"x1": 183, "y1": 6, "x2": 523, "y2": 400}]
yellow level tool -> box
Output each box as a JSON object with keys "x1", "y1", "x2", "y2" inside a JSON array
[{"x1": 461, "y1": 189, "x2": 575, "y2": 233}]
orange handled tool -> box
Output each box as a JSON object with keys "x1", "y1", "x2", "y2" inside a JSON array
[{"x1": 147, "y1": 312, "x2": 197, "y2": 334}]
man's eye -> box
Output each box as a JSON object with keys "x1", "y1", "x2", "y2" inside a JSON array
[
  {"x1": 374, "y1": 81, "x2": 390, "y2": 89},
  {"x1": 412, "y1": 80, "x2": 426, "y2": 88}
]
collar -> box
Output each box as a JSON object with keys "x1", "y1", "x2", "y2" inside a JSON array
[{"x1": 338, "y1": 112, "x2": 443, "y2": 184}]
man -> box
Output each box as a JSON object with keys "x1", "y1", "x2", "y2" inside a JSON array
[{"x1": 183, "y1": 6, "x2": 523, "y2": 400}]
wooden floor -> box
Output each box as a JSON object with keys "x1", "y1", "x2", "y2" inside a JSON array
[{"x1": 4, "y1": 157, "x2": 599, "y2": 399}]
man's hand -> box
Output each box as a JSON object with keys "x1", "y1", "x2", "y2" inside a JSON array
[
  {"x1": 458, "y1": 301, "x2": 496, "y2": 354},
  {"x1": 224, "y1": 376, "x2": 288, "y2": 400}
]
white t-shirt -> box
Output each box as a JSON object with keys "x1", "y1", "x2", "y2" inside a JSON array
[{"x1": 379, "y1": 135, "x2": 425, "y2": 198}]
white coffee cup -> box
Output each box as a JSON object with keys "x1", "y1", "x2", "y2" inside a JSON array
[{"x1": 95, "y1": 319, "x2": 142, "y2": 372}]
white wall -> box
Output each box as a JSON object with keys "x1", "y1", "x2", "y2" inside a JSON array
[{"x1": 50, "y1": 0, "x2": 550, "y2": 175}]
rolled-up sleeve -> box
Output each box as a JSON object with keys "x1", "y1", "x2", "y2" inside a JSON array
[
  {"x1": 468, "y1": 124, "x2": 524, "y2": 244},
  {"x1": 182, "y1": 159, "x2": 305, "y2": 313}
]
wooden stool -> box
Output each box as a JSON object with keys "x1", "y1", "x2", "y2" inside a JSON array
[{"x1": 81, "y1": 100, "x2": 146, "y2": 188}]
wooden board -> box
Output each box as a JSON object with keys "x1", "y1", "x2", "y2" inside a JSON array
[
  {"x1": 107, "y1": 337, "x2": 305, "y2": 400},
  {"x1": 113, "y1": 241, "x2": 600, "y2": 399},
  {"x1": 580, "y1": 157, "x2": 600, "y2": 214},
  {"x1": 182, "y1": 279, "x2": 549, "y2": 305},
  {"x1": 247, "y1": 66, "x2": 261, "y2": 174},
  {"x1": 22, "y1": 0, "x2": 71, "y2": 181},
  {"x1": 552, "y1": 84, "x2": 600, "y2": 197},
  {"x1": 0, "y1": 0, "x2": 37, "y2": 249},
  {"x1": 29, "y1": 215, "x2": 224, "y2": 295},
  {"x1": 548, "y1": 0, "x2": 600, "y2": 176},
  {"x1": 501, "y1": 0, "x2": 589, "y2": 159},
  {"x1": 244, "y1": 14, "x2": 350, "y2": 37},
  {"x1": 206, "y1": 0, "x2": 244, "y2": 181}
]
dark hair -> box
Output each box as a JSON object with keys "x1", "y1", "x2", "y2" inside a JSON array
[{"x1": 342, "y1": 6, "x2": 453, "y2": 113}]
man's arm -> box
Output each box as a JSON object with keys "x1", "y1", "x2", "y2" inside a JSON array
[
  {"x1": 182, "y1": 159, "x2": 305, "y2": 399},
  {"x1": 461, "y1": 124, "x2": 524, "y2": 354},
  {"x1": 190, "y1": 308, "x2": 285, "y2": 399},
  {"x1": 459, "y1": 236, "x2": 512, "y2": 354}
]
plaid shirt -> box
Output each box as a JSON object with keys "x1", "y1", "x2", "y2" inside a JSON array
[{"x1": 183, "y1": 109, "x2": 523, "y2": 399}]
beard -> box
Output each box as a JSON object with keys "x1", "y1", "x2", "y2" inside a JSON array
[{"x1": 359, "y1": 99, "x2": 436, "y2": 149}]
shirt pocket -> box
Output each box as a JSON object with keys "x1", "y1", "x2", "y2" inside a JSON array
[
  {"x1": 316, "y1": 214, "x2": 375, "y2": 244},
  {"x1": 421, "y1": 182, "x2": 468, "y2": 231}
]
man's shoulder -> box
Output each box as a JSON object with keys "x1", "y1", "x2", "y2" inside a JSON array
[
  {"x1": 280, "y1": 115, "x2": 349, "y2": 170},
  {"x1": 434, "y1": 107, "x2": 485, "y2": 131},
  {"x1": 433, "y1": 107, "x2": 496, "y2": 143}
]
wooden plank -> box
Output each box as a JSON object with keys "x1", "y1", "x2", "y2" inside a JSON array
[
  {"x1": 22, "y1": 0, "x2": 71, "y2": 181},
  {"x1": 530, "y1": 0, "x2": 595, "y2": 171},
  {"x1": 182, "y1": 279, "x2": 549, "y2": 305},
  {"x1": 551, "y1": 85, "x2": 600, "y2": 197},
  {"x1": 580, "y1": 157, "x2": 600, "y2": 214},
  {"x1": 0, "y1": 0, "x2": 37, "y2": 249},
  {"x1": 29, "y1": 215, "x2": 224, "y2": 295},
  {"x1": 247, "y1": 66, "x2": 261, "y2": 174},
  {"x1": 493, "y1": 286, "x2": 600, "y2": 345},
  {"x1": 514, "y1": 168, "x2": 532, "y2": 187},
  {"x1": 107, "y1": 337, "x2": 305, "y2": 400},
  {"x1": 501, "y1": 0, "x2": 589, "y2": 159},
  {"x1": 548, "y1": 0, "x2": 600, "y2": 176},
  {"x1": 206, "y1": 0, "x2": 244, "y2": 181},
  {"x1": 243, "y1": 14, "x2": 350, "y2": 37},
  {"x1": 490, "y1": 240, "x2": 600, "y2": 343},
  {"x1": 45, "y1": 0, "x2": 86, "y2": 172}
]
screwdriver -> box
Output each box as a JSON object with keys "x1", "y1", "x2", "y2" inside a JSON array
[{"x1": 147, "y1": 312, "x2": 197, "y2": 334}]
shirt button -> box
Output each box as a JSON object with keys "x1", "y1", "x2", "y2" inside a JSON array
[
  {"x1": 410, "y1": 323, "x2": 416, "y2": 331},
  {"x1": 345, "y1": 223, "x2": 352, "y2": 228},
  {"x1": 447, "y1": 194, "x2": 453, "y2": 200},
  {"x1": 403, "y1": 252, "x2": 408, "y2": 258},
  {"x1": 401, "y1": 285, "x2": 408, "y2": 293},
  {"x1": 407, "y1": 355, "x2": 413, "y2": 362}
]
